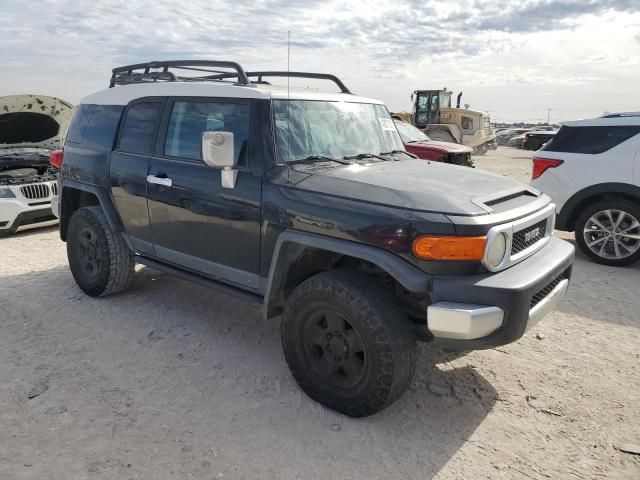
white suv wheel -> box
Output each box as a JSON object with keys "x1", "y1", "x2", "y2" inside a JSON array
[
  {"x1": 584, "y1": 209, "x2": 640, "y2": 259},
  {"x1": 576, "y1": 200, "x2": 640, "y2": 266}
]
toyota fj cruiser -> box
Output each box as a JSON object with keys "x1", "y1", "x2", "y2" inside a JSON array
[{"x1": 53, "y1": 61, "x2": 575, "y2": 417}]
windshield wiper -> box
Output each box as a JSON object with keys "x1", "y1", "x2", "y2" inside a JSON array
[
  {"x1": 380, "y1": 149, "x2": 417, "y2": 159},
  {"x1": 289, "y1": 155, "x2": 352, "y2": 165},
  {"x1": 343, "y1": 153, "x2": 388, "y2": 162}
]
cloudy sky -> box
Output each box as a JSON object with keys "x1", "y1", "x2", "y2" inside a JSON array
[{"x1": 2, "y1": 0, "x2": 639, "y2": 122}]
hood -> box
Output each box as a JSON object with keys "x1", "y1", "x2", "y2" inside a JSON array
[
  {"x1": 410, "y1": 140, "x2": 472, "y2": 153},
  {"x1": 294, "y1": 159, "x2": 537, "y2": 216},
  {"x1": 0, "y1": 95, "x2": 74, "y2": 153}
]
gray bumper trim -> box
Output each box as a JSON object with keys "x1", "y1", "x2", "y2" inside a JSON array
[
  {"x1": 427, "y1": 302, "x2": 504, "y2": 340},
  {"x1": 526, "y1": 278, "x2": 569, "y2": 331}
]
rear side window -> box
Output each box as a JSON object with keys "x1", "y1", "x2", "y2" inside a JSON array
[
  {"x1": 66, "y1": 104, "x2": 123, "y2": 149},
  {"x1": 542, "y1": 125, "x2": 640, "y2": 154},
  {"x1": 163, "y1": 101, "x2": 250, "y2": 165},
  {"x1": 118, "y1": 102, "x2": 162, "y2": 155},
  {"x1": 66, "y1": 104, "x2": 93, "y2": 144}
]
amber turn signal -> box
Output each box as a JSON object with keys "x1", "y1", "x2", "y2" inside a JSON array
[{"x1": 412, "y1": 235, "x2": 486, "y2": 261}]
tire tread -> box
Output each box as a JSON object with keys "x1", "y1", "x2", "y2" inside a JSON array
[{"x1": 281, "y1": 269, "x2": 416, "y2": 417}]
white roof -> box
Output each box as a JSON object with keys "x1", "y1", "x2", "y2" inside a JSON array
[{"x1": 80, "y1": 81, "x2": 384, "y2": 106}]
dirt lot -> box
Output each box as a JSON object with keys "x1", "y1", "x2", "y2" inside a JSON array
[{"x1": 1, "y1": 147, "x2": 639, "y2": 479}]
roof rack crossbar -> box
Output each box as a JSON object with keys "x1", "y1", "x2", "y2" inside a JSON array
[
  {"x1": 110, "y1": 60, "x2": 249, "y2": 88},
  {"x1": 206, "y1": 71, "x2": 352, "y2": 94}
]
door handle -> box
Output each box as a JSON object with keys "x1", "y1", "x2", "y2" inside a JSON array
[{"x1": 146, "y1": 175, "x2": 173, "y2": 187}]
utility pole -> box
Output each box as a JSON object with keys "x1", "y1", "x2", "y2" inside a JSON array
[{"x1": 547, "y1": 108, "x2": 551, "y2": 124}]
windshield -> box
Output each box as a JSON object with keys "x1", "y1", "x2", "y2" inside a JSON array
[
  {"x1": 273, "y1": 100, "x2": 404, "y2": 162},
  {"x1": 394, "y1": 121, "x2": 430, "y2": 143}
]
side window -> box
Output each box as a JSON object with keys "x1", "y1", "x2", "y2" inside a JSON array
[
  {"x1": 461, "y1": 116, "x2": 474, "y2": 130},
  {"x1": 542, "y1": 125, "x2": 640, "y2": 154},
  {"x1": 164, "y1": 101, "x2": 250, "y2": 165},
  {"x1": 118, "y1": 102, "x2": 162, "y2": 155}
]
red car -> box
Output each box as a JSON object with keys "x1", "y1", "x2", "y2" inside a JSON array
[{"x1": 394, "y1": 120, "x2": 474, "y2": 167}]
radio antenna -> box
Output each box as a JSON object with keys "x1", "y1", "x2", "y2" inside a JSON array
[
  {"x1": 287, "y1": 30, "x2": 291, "y2": 99},
  {"x1": 286, "y1": 30, "x2": 291, "y2": 169}
]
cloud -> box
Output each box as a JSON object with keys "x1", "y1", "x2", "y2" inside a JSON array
[
  {"x1": 1, "y1": 0, "x2": 639, "y2": 121},
  {"x1": 3, "y1": 0, "x2": 638, "y2": 67},
  {"x1": 474, "y1": 0, "x2": 639, "y2": 33}
]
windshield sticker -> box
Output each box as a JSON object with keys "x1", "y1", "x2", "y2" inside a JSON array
[{"x1": 379, "y1": 117, "x2": 396, "y2": 131}]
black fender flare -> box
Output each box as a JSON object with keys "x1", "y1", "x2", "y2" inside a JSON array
[
  {"x1": 557, "y1": 182, "x2": 640, "y2": 231},
  {"x1": 262, "y1": 230, "x2": 431, "y2": 319},
  {"x1": 59, "y1": 179, "x2": 124, "y2": 241}
]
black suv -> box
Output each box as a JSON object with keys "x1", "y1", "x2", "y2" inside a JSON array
[{"x1": 52, "y1": 61, "x2": 575, "y2": 417}]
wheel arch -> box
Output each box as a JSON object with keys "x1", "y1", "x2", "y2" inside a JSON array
[
  {"x1": 557, "y1": 183, "x2": 640, "y2": 232},
  {"x1": 60, "y1": 180, "x2": 123, "y2": 241},
  {"x1": 262, "y1": 231, "x2": 430, "y2": 320}
]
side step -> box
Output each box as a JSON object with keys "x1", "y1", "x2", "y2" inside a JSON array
[{"x1": 135, "y1": 255, "x2": 263, "y2": 306}]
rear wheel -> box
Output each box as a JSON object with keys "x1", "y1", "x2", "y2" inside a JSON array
[
  {"x1": 474, "y1": 144, "x2": 488, "y2": 156},
  {"x1": 575, "y1": 199, "x2": 640, "y2": 266},
  {"x1": 281, "y1": 269, "x2": 416, "y2": 417},
  {"x1": 67, "y1": 206, "x2": 134, "y2": 296}
]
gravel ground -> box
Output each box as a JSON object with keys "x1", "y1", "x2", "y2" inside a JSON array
[{"x1": 1, "y1": 147, "x2": 639, "y2": 479}]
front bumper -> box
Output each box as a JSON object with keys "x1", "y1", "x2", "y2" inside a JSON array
[
  {"x1": 426, "y1": 236, "x2": 575, "y2": 350},
  {"x1": 0, "y1": 182, "x2": 58, "y2": 233}
]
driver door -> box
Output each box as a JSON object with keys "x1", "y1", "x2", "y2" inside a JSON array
[{"x1": 146, "y1": 98, "x2": 262, "y2": 291}]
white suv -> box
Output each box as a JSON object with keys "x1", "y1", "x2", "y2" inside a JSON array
[
  {"x1": 531, "y1": 112, "x2": 640, "y2": 266},
  {"x1": 0, "y1": 95, "x2": 73, "y2": 236}
]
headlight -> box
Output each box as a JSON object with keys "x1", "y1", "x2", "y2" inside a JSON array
[
  {"x1": 0, "y1": 187, "x2": 16, "y2": 199},
  {"x1": 485, "y1": 232, "x2": 508, "y2": 269}
]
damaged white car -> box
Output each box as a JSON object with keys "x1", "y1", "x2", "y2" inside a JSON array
[{"x1": 0, "y1": 95, "x2": 73, "y2": 236}]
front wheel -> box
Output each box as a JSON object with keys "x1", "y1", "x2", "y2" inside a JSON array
[
  {"x1": 281, "y1": 269, "x2": 416, "y2": 417},
  {"x1": 575, "y1": 199, "x2": 640, "y2": 266}
]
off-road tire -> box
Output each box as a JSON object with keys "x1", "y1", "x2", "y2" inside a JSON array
[
  {"x1": 67, "y1": 206, "x2": 134, "y2": 296},
  {"x1": 575, "y1": 199, "x2": 640, "y2": 267},
  {"x1": 428, "y1": 129, "x2": 456, "y2": 143},
  {"x1": 281, "y1": 269, "x2": 416, "y2": 417}
]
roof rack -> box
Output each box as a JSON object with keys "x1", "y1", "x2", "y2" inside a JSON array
[
  {"x1": 109, "y1": 60, "x2": 250, "y2": 88},
  {"x1": 205, "y1": 71, "x2": 352, "y2": 94},
  {"x1": 109, "y1": 60, "x2": 352, "y2": 94}
]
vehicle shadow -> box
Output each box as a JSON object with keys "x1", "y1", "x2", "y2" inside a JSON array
[
  {"x1": 555, "y1": 236, "x2": 639, "y2": 329},
  {"x1": 0, "y1": 263, "x2": 496, "y2": 479},
  {"x1": 0, "y1": 224, "x2": 58, "y2": 240}
]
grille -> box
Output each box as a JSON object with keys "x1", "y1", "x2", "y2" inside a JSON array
[
  {"x1": 20, "y1": 183, "x2": 51, "y2": 200},
  {"x1": 51, "y1": 182, "x2": 58, "y2": 196},
  {"x1": 531, "y1": 273, "x2": 566, "y2": 308},
  {"x1": 512, "y1": 219, "x2": 547, "y2": 255}
]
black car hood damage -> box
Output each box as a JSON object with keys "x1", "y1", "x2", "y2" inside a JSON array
[{"x1": 293, "y1": 159, "x2": 534, "y2": 216}]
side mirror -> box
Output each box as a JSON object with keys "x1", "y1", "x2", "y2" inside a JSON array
[{"x1": 202, "y1": 131, "x2": 237, "y2": 188}]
